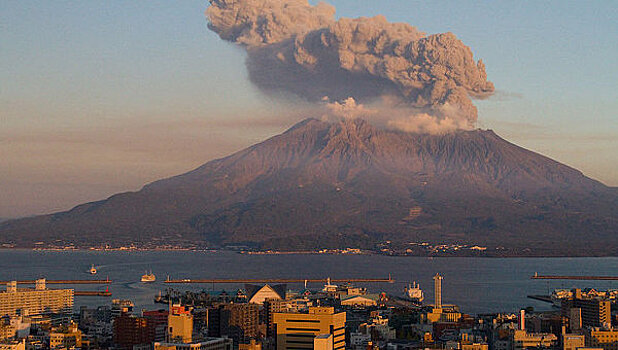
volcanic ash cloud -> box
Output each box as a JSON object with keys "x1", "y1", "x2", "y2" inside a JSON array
[{"x1": 207, "y1": 0, "x2": 494, "y2": 133}]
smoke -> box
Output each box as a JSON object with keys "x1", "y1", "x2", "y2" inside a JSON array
[{"x1": 207, "y1": 0, "x2": 494, "y2": 133}]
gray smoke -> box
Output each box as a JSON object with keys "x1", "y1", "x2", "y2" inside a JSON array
[{"x1": 207, "y1": 0, "x2": 494, "y2": 133}]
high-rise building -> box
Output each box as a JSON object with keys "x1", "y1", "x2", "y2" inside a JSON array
[
  {"x1": 0, "y1": 280, "x2": 73, "y2": 317},
  {"x1": 433, "y1": 274, "x2": 443, "y2": 309},
  {"x1": 220, "y1": 303, "x2": 260, "y2": 345},
  {"x1": 113, "y1": 315, "x2": 156, "y2": 349},
  {"x1": 561, "y1": 289, "x2": 611, "y2": 328},
  {"x1": 272, "y1": 307, "x2": 346, "y2": 350},
  {"x1": 423, "y1": 274, "x2": 461, "y2": 324}
]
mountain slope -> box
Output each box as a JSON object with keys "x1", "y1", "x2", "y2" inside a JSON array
[{"x1": 1, "y1": 118, "x2": 616, "y2": 255}]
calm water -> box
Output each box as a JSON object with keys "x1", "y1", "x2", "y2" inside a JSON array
[{"x1": 0, "y1": 250, "x2": 616, "y2": 315}]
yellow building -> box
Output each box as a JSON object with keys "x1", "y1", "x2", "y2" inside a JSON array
[
  {"x1": 273, "y1": 307, "x2": 345, "y2": 350},
  {"x1": 0, "y1": 323, "x2": 15, "y2": 341},
  {"x1": 239, "y1": 339, "x2": 262, "y2": 350},
  {"x1": 0, "y1": 280, "x2": 73, "y2": 317},
  {"x1": 585, "y1": 328, "x2": 618, "y2": 350},
  {"x1": 0, "y1": 340, "x2": 25, "y2": 350},
  {"x1": 49, "y1": 322, "x2": 82, "y2": 349},
  {"x1": 461, "y1": 343, "x2": 488, "y2": 350},
  {"x1": 169, "y1": 307, "x2": 193, "y2": 343},
  {"x1": 313, "y1": 334, "x2": 333, "y2": 350},
  {"x1": 512, "y1": 330, "x2": 557, "y2": 350},
  {"x1": 562, "y1": 333, "x2": 585, "y2": 350}
]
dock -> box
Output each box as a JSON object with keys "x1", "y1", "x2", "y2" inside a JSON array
[
  {"x1": 165, "y1": 277, "x2": 394, "y2": 284},
  {"x1": 531, "y1": 275, "x2": 618, "y2": 281},
  {"x1": 74, "y1": 291, "x2": 112, "y2": 297},
  {"x1": 0, "y1": 279, "x2": 112, "y2": 285}
]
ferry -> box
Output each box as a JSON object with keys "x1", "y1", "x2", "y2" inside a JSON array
[
  {"x1": 322, "y1": 277, "x2": 338, "y2": 293},
  {"x1": 404, "y1": 281, "x2": 424, "y2": 303},
  {"x1": 141, "y1": 271, "x2": 156, "y2": 283},
  {"x1": 89, "y1": 264, "x2": 97, "y2": 275}
]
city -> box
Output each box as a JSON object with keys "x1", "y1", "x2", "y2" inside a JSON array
[
  {"x1": 1, "y1": 1, "x2": 616, "y2": 350},
  {"x1": 0, "y1": 274, "x2": 616, "y2": 350}
]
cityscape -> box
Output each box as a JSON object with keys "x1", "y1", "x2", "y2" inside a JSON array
[
  {"x1": 0, "y1": 271, "x2": 617, "y2": 350},
  {"x1": 1, "y1": 0, "x2": 616, "y2": 350}
]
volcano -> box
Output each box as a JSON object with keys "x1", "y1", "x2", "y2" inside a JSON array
[{"x1": 2, "y1": 118, "x2": 617, "y2": 255}]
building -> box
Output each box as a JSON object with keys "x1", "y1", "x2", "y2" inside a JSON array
[
  {"x1": 273, "y1": 307, "x2": 346, "y2": 350},
  {"x1": 423, "y1": 274, "x2": 461, "y2": 324},
  {"x1": 461, "y1": 343, "x2": 489, "y2": 350},
  {"x1": 562, "y1": 289, "x2": 611, "y2": 328},
  {"x1": 512, "y1": 329, "x2": 558, "y2": 350},
  {"x1": 169, "y1": 306, "x2": 194, "y2": 343},
  {"x1": 144, "y1": 309, "x2": 169, "y2": 342},
  {"x1": 49, "y1": 322, "x2": 82, "y2": 349},
  {"x1": 0, "y1": 320, "x2": 15, "y2": 341},
  {"x1": 264, "y1": 299, "x2": 310, "y2": 337},
  {"x1": 220, "y1": 303, "x2": 260, "y2": 345},
  {"x1": 238, "y1": 339, "x2": 262, "y2": 350},
  {"x1": 113, "y1": 315, "x2": 155, "y2": 349},
  {"x1": 585, "y1": 328, "x2": 618, "y2": 350},
  {"x1": 434, "y1": 274, "x2": 443, "y2": 309},
  {"x1": 358, "y1": 315, "x2": 395, "y2": 342},
  {"x1": 0, "y1": 340, "x2": 25, "y2": 350},
  {"x1": 154, "y1": 337, "x2": 233, "y2": 350},
  {"x1": 562, "y1": 333, "x2": 585, "y2": 350},
  {"x1": 313, "y1": 334, "x2": 333, "y2": 350},
  {"x1": 340, "y1": 295, "x2": 378, "y2": 307},
  {"x1": 0, "y1": 280, "x2": 73, "y2": 317},
  {"x1": 245, "y1": 285, "x2": 286, "y2": 305}
]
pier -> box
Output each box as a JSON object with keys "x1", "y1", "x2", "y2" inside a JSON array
[
  {"x1": 165, "y1": 277, "x2": 394, "y2": 284},
  {"x1": 74, "y1": 291, "x2": 112, "y2": 297},
  {"x1": 0, "y1": 279, "x2": 112, "y2": 285},
  {"x1": 531, "y1": 274, "x2": 618, "y2": 281}
]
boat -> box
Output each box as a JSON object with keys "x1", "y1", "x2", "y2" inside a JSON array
[
  {"x1": 322, "y1": 277, "x2": 338, "y2": 293},
  {"x1": 141, "y1": 271, "x2": 156, "y2": 283},
  {"x1": 89, "y1": 264, "x2": 97, "y2": 275},
  {"x1": 404, "y1": 281, "x2": 424, "y2": 303}
]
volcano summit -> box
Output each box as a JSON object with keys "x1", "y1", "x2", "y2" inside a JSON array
[{"x1": 1, "y1": 118, "x2": 616, "y2": 255}]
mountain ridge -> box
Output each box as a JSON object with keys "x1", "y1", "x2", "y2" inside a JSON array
[{"x1": 1, "y1": 118, "x2": 616, "y2": 255}]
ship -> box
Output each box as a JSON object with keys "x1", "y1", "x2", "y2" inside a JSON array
[
  {"x1": 141, "y1": 271, "x2": 156, "y2": 283},
  {"x1": 89, "y1": 264, "x2": 97, "y2": 275},
  {"x1": 322, "y1": 277, "x2": 338, "y2": 293},
  {"x1": 404, "y1": 281, "x2": 424, "y2": 303}
]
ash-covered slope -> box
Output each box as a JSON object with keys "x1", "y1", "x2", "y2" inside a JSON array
[{"x1": 2, "y1": 118, "x2": 616, "y2": 255}]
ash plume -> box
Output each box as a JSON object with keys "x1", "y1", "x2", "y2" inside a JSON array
[{"x1": 207, "y1": 0, "x2": 494, "y2": 133}]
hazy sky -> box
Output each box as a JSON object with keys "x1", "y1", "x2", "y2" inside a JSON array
[{"x1": 1, "y1": 1, "x2": 617, "y2": 218}]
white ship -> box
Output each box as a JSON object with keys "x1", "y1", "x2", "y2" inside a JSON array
[
  {"x1": 89, "y1": 264, "x2": 97, "y2": 275},
  {"x1": 322, "y1": 277, "x2": 338, "y2": 293},
  {"x1": 141, "y1": 271, "x2": 156, "y2": 283},
  {"x1": 404, "y1": 281, "x2": 424, "y2": 303}
]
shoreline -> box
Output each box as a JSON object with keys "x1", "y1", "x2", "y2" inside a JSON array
[{"x1": 0, "y1": 247, "x2": 616, "y2": 258}]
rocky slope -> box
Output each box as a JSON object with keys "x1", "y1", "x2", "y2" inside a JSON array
[{"x1": 1, "y1": 118, "x2": 616, "y2": 255}]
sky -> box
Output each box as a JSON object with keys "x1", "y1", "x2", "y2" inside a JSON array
[{"x1": 1, "y1": 0, "x2": 617, "y2": 218}]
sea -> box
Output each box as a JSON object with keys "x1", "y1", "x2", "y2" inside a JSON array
[{"x1": 0, "y1": 250, "x2": 616, "y2": 315}]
